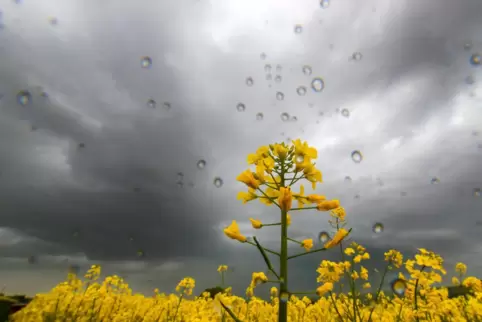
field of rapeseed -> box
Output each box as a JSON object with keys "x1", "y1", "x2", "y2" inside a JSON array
[{"x1": 10, "y1": 141, "x2": 482, "y2": 321}]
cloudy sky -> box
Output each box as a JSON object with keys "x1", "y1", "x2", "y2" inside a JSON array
[{"x1": 0, "y1": 0, "x2": 481, "y2": 299}]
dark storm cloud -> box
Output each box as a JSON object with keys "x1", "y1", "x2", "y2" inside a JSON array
[{"x1": 0, "y1": 0, "x2": 481, "y2": 296}]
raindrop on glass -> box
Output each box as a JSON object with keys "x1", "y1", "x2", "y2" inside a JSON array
[
  {"x1": 264, "y1": 64, "x2": 272, "y2": 73},
  {"x1": 147, "y1": 99, "x2": 156, "y2": 108},
  {"x1": 276, "y1": 65, "x2": 282, "y2": 73},
  {"x1": 213, "y1": 177, "x2": 223, "y2": 187},
  {"x1": 344, "y1": 176, "x2": 352, "y2": 183},
  {"x1": 140, "y1": 56, "x2": 152, "y2": 68},
  {"x1": 352, "y1": 52, "x2": 363, "y2": 61},
  {"x1": 48, "y1": 17, "x2": 58, "y2": 25},
  {"x1": 266, "y1": 74, "x2": 272, "y2": 81},
  {"x1": 280, "y1": 112, "x2": 290, "y2": 122},
  {"x1": 311, "y1": 77, "x2": 325, "y2": 92},
  {"x1": 197, "y1": 160, "x2": 206, "y2": 169},
  {"x1": 391, "y1": 279, "x2": 407, "y2": 297},
  {"x1": 78, "y1": 143, "x2": 85, "y2": 149},
  {"x1": 470, "y1": 54, "x2": 481, "y2": 66},
  {"x1": 351, "y1": 150, "x2": 363, "y2": 163},
  {"x1": 465, "y1": 75, "x2": 475, "y2": 85},
  {"x1": 294, "y1": 25, "x2": 303, "y2": 34},
  {"x1": 320, "y1": 0, "x2": 330, "y2": 8},
  {"x1": 260, "y1": 52, "x2": 267, "y2": 60},
  {"x1": 275, "y1": 75, "x2": 282, "y2": 83},
  {"x1": 236, "y1": 103, "x2": 246, "y2": 112},
  {"x1": 246, "y1": 77, "x2": 254, "y2": 86},
  {"x1": 354, "y1": 194, "x2": 360, "y2": 199},
  {"x1": 163, "y1": 102, "x2": 171, "y2": 110},
  {"x1": 372, "y1": 223, "x2": 384, "y2": 234},
  {"x1": 318, "y1": 231, "x2": 330, "y2": 243},
  {"x1": 464, "y1": 42, "x2": 472, "y2": 51},
  {"x1": 431, "y1": 177, "x2": 440, "y2": 184},
  {"x1": 256, "y1": 112, "x2": 264, "y2": 121},
  {"x1": 291, "y1": 116, "x2": 298, "y2": 122},
  {"x1": 400, "y1": 191, "x2": 407, "y2": 197},
  {"x1": 296, "y1": 86, "x2": 307, "y2": 96},
  {"x1": 280, "y1": 292, "x2": 290, "y2": 303},
  {"x1": 17, "y1": 90, "x2": 31, "y2": 106},
  {"x1": 177, "y1": 172, "x2": 184, "y2": 182},
  {"x1": 341, "y1": 109, "x2": 350, "y2": 117},
  {"x1": 276, "y1": 92, "x2": 285, "y2": 101},
  {"x1": 302, "y1": 65, "x2": 312, "y2": 76},
  {"x1": 473, "y1": 188, "x2": 481, "y2": 197}
]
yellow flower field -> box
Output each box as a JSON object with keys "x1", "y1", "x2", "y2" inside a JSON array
[{"x1": 11, "y1": 141, "x2": 482, "y2": 321}]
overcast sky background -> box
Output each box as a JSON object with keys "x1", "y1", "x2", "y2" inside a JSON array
[{"x1": 0, "y1": 0, "x2": 481, "y2": 299}]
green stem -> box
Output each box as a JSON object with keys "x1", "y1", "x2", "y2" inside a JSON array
[
  {"x1": 172, "y1": 294, "x2": 183, "y2": 321},
  {"x1": 289, "y1": 206, "x2": 318, "y2": 211},
  {"x1": 414, "y1": 266, "x2": 426, "y2": 322},
  {"x1": 219, "y1": 300, "x2": 243, "y2": 322},
  {"x1": 263, "y1": 223, "x2": 282, "y2": 227},
  {"x1": 367, "y1": 264, "x2": 389, "y2": 322},
  {"x1": 287, "y1": 237, "x2": 303, "y2": 245},
  {"x1": 257, "y1": 187, "x2": 281, "y2": 208},
  {"x1": 246, "y1": 241, "x2": 280, "y2": 256},
  {"x1": 329, "y1": 292, "x2": 344, "y2": 322},
  {"x1": 252, "y1": 236, "x2": 280, "y2": 280},
  {"x1": 221, "y1": 272, "x2": 225, "y2": 287},
  {"x1": 287, "y1": 247, "x2": 327, "y2": 260},
  {"x1": 278, "y1": 160, "x2": 288, "y2": 322}
]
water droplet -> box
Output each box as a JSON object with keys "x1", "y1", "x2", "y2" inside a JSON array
[
  {"x1": 354, "y1": 194, "x2": 360, "y2": 199},
  {"x1": 352, "y1": 52, "x2": 363, "y2": 61},
  {"x1": 147, "y1": 99, "x2": 156, "y2": 108},
  {"x1": 236, "y1": 103, "x2": 246, "y2": 112},
  {"x1": 473, "y1": 188, "x2": 481, "y2": 197},
  {"x1": 465, "y1": 75, "x2": 475, "y2": 85},
  {"x1": 344, "y1": 176, "x2": 352, "y2": 183},
  {"x1": 266, "y1": 74, "x2": 272, "y2": 81},
  {"x1": 391, "y1": 279, "x2": 407, "y2": 297},
  {"x1": 464, "y1": 42, "x2": 473, "y2": 51},
  {"x1": 470, "y1": 53, "x2": 481, "y2": 66},
  {"x1": 294, "y1": 25, "x2": 303, "y2": 34},
  {"x1": 372, "y1": 223, "x2": 384, "y2": 234},
  {"x1": 351, "y1": 150, "x2": 363, "y2": 163},
  {"x1": 276, "y1": 65, "x2": 282, "y2": 73},
  {"x1": 246, "y1": 77, "x2": 254, "y2": 86},
  {"x1": 341, "y1": 109, "x2": 350, "y2": 117},
  {"x1": 291, "y1": 116, "x2": 298, "y2": 122},
  {"x1": 177, "y1": 172, "x2": 184, "y2": 182},
  {"x1": 276, "y1": 92, "x2": 285, "y2": 101},
  {"x1": 48, "y1": 17, "x2": 58, "y2": 25},
  {"x1": 264, "y1": 64, "x2": 272, "y2": 73},
  {"x1": 400, "y1": 191, "x2": 407, "y2": 197},
  {"x1": 320, "y1": 0, "x2": 330, "y2": 8},
  {"x1": 275, "y1": 75, "x2": 282, "y2": 83},
  {"x1": 280, "y1": 292, "x2": 290, "y2": 302},
  {"x1": 140, "y1": 56, "x2": 152, "y2": 68},
  {"x1": 280, "y1": 113, "x2": 290, "y2": 121},
  {"x1": 296, "y1": 86, "x2": 307, "y2": 96},
  {"x1": 214, "y1": 177, "x2": 223, "y2": 187},
  {"x1": 302, "y1": 65, "x2": 312, "y2": 75},
  {"x1": 163, "y1": 102, "x2": 171, "y2": 110},
  {"x1": 431, "y1": 177, "x2": 440, "y2": 184},
  {"x1": 256, "y1": 112, "x2": 264, "y2": 121},
  {"x1": 197, "y1": 160, "x2": 206, "y2": 169},
  {"x1": 311, "y1": 77, "x2": 325, "y2": 92},
  {"x1": 78, "y1": 143, "x2": 85, "y2": 149},
  {"x1": 17, "y1": 90, "x2": 31, "y2": 106},
  {"x1": 318, "y1": 231, "x2": 330, "y2": 243},
  {"x1": 260, "y1": 52, "x2": 267, "y2": 60}
]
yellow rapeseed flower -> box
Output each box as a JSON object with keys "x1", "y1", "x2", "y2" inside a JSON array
[
  {"x1": 316, "y1": 282, "x2": 333, "y2": 296},
  {"x1": 237, "y1": 188, "x2": 258, "y2": 204},
  {"x1": 455, "y1": 262, "x2": 467, "y2": 275},
  {"x1": 249, "y1": 218, "x2": 263, "y2": 229},
  {"x1": 324, "y1": 228, "x2": 349, "y2": 249},
  {"x1": 237, "y1": 170, "x2": 261, "y2": 189},
  {"x1": 223, "y1": 220, "x2": 247, "y2": 243},
  {"x1": 301, "y1": 239, "x2": 314, "y2": 251},
  {"x1": 317, "y1": 200, "x2": 340, "y2": 211},
  {"x1": 278, "y1": 186, "x2": 293, "y2": 211},
  {"x1": 217, "y1": 265, "x2": 228, "y2": 272}
]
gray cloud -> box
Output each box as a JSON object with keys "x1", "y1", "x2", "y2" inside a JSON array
[{"x1": 0, "y1": 0, "x2": 481, "y2": 298}]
